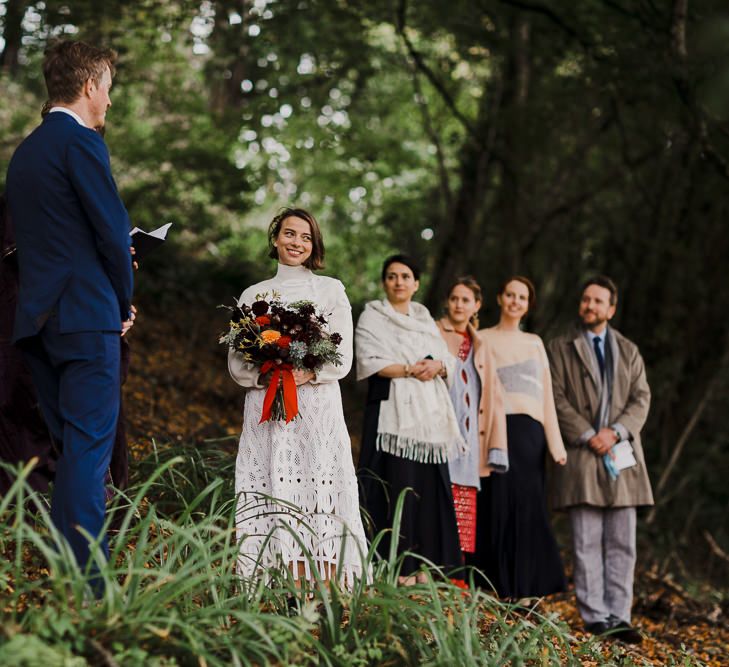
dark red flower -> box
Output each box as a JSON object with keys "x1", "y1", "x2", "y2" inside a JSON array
[
  {"x1": 277, "y1": 335, "x2": 292, "y2": 349},
  {"x1": 279, "y1": 311, "x2": 295, "y2": 327},
  {"x1": 329, "y1": 333, "x2": 342, "y2": 346},
  {"x1": 303, "y1": 353, "x2": 319, "y2": 369},
  {"x1": 252, "y1": 300, "x2": 269, "y2": 316},
  {"x1": 255, "y1": 315, "x2": 270, "y2": 325},
  {"x1": 298, "y1": 303, "x2": 316, "y2": 317}
]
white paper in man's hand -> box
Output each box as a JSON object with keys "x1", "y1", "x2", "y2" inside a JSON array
[{"x1": 612, "y1": 440, "x2": 637, "y2": 471}]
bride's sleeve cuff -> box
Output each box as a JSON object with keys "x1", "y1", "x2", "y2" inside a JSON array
[{"x1": 228, "y1": 348, "x2": 264, "y2": 388}]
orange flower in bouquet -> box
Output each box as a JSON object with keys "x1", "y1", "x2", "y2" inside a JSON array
[{"x1": 260, "y1": 329, "x2": 282, "y2": 343}]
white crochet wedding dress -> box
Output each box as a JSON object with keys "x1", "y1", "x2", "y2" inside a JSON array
[{"x1": 228, "y1": 263, "x2": 368, "y2": 587}]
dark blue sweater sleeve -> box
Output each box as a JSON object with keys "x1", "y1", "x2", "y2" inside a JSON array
[{"x1": 67, "y1": 131, "x2": 133, "y2": 320}]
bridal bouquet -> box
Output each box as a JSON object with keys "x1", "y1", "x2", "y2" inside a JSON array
[{"x1": 220, "y1": 292, "x2": 343, "y2": 422}]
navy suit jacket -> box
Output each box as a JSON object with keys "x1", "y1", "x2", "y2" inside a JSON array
[{"x1": 6, "y1": 112, "x2": 133, "y2": 341}]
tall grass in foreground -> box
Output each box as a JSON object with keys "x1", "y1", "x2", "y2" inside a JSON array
[{"x1": 0, "y1": 441, "x2": 701, "y2": 666}]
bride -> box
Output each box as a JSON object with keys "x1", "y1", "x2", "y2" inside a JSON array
[{"x1": 228, "y1": 207, "x2": 367, "y2": 589}]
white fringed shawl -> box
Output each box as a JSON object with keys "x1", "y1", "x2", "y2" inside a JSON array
[{"x1": 355, "y1": 299, "x2": 465, "y2": 463}]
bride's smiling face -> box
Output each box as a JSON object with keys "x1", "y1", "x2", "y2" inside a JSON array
[{"x1": 274, "y1": 216, "x2": 313, "y2": 266}]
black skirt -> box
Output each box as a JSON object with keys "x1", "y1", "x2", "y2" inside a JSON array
[
  {"x1": 467, "y1": 414, "x2": 566, "y2": 598},
  {"x1": 357, "y1": 375, "x2": 462, "y2": 576}
]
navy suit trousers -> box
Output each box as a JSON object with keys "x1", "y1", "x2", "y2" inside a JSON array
[{"x1": 20, "y1": 312, "x2": 120, "y2": 584}]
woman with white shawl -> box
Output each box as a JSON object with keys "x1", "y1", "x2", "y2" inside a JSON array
[{"x1": 355, "y1": 254, "x2": 464, "y2": 584}]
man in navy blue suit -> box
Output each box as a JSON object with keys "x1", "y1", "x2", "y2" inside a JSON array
[{"x1": 5, "y1": 40, "x2": 134, "y2": 591}]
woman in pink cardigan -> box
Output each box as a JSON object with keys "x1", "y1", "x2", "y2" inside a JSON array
[{"x1": 436, "y1": 276, "x2": 508, "y2": 562}]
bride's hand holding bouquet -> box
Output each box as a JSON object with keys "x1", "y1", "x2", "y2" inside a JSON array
[{"x1": 221, "y1": 291, "x2": 343, "y2": 422}]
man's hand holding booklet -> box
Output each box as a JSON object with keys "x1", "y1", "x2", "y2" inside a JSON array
[{"x1": 130, "y1": 222, "x2": 172, "y2": 261}]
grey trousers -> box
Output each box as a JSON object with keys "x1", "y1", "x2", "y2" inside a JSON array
[{"x1": 569, "y1": 506, "x2": 637, "y2": 625}]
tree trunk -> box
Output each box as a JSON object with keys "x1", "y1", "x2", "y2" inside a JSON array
[
  {"x1": 425, "y1": 13, "x2": 531, "y2": 307},
  {"x1": 424, "y1": 88, "x2": 498, "y2": 308},
  {"x1": 208, "y1": 0, "x2": 252, "y2": 116},
  {"x1": 0, "y1": 0, "x2": 28, "y2": 75}
]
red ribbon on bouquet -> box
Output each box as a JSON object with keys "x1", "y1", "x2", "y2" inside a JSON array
[{"x1": 259, "y1": 361, "x2": 299, "y2": 423}]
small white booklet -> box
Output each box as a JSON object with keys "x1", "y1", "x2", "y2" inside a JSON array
[
  {"x1": 130, "y1": 222, "x2": 173, "y2": 260},
  {"x1": 612, "y1": 440, "x2": 637, "y2": 471}
]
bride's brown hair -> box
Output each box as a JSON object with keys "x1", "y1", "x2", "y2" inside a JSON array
[{"x1": 267, "y1": 207, "x2": 325, "y2": 270}]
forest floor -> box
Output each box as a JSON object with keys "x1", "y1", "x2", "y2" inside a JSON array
[{"x1": 118, "y1": 305, "x2": 729, "y2": 666}]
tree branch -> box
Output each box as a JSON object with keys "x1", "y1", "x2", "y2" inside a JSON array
[
  {"x1": 395, "y1": 0, "x2": 481, "y2": 144},
  {"x1": 646, "y1": 358, "x2": 722, "y2": 525},
  {"x1": 668, "y1": 0, "x2": 729, "y2": 184},
  {"x1": 671, "y1": 0, "x2": 688, "y2": 60},
  {"x1": 599, "y1": 0, "x2": 656, "y2": 34},
  {"x1": 518, "y1": 145, "x2": 662, "y2": 257},
  {"x1": 703, "y1": 530, "x2": 729, "y2": 565},
  {"x1": 409, "y1": 70, "x2": 453, "y2": 213},
  {"x1": 495, "y1": 0, "x2": 593, "y2": 51}
]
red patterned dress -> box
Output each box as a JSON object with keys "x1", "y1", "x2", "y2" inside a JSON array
[{"x1": 448, "y1": 331, "x2": 479, "y2": 554}]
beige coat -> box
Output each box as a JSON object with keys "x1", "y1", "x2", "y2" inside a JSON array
[
  {"x1": 437, "y1": 318, "x2": 508, "y2": 477},
  {"x1": 547, "y1": 326, "x2": 654, "y2": 509}
]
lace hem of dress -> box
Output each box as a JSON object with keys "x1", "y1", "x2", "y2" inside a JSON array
[
  {"x1": 237, "y1": 552, "x2": 366, "y2": 590},
  {"x1": 236, "y1": 492, "x2": 369, "y2": 590}
]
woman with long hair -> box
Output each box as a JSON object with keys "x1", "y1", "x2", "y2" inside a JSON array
[{"x1": 470, "y1": 276, "x2": 567, "y2": 598}]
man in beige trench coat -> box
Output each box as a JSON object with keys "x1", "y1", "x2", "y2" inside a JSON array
[{"x1": 547, "y1": 276, "x2": 653, "y2": 644}]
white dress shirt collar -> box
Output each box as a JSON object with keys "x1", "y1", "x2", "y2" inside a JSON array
[{"x1": 48, "y1": 106, "x2": 87, "y2": 128}]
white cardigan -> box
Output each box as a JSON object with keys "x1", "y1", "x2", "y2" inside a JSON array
[{"x1": 227, "y1": 263, "x2": 353, "y2": 388}]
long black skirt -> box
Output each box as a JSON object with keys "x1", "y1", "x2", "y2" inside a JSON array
[
  {"x1": 357, "y1": 375, "x2": 462, "y2": 577},
  {"x1": 467, "y1": 414, "x2": 566, "y2": 598}
]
